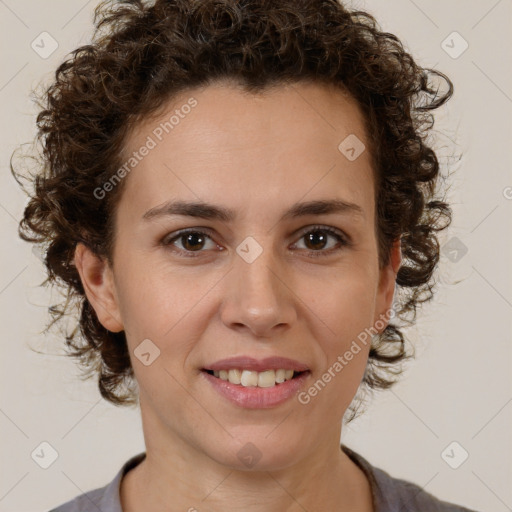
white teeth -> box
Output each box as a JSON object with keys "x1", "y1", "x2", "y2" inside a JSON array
[
  {"x1": 211, "y1": 369, "x2": 299, "y2": 387},
  {"x1": 241, "y1": 370, "x2": 259, "y2": 387},
  {"x1": 275, "y1": 369, "x2": 286, "y2": 383},
  {"x1": 257, "y1": 370, "x2": 276, "y2": 388},
  {"x1": 228, "y1": 369, "x2": 241, "y2": 384}
]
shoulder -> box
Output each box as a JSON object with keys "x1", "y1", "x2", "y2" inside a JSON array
[
  {"x1": 47, "y1": 452, "x2": 146, "y2": 512},
  {"x1": 48, "y1": 485, "x2": 109, "y2": 512},
  {"x1": 370, "y1": 464, "x2": 479, "y2": 511},
  {"x1": 341, "y1": 444, "x2": 480, "y2": 512}
]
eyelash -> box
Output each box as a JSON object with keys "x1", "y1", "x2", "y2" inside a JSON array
[{"x1": 161, "y1": 225, "x2": 351, "y2": 258}]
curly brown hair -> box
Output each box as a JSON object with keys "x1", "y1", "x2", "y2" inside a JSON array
[{"x1": 11, "y1": 0, "x2": 454, "y2": 421}]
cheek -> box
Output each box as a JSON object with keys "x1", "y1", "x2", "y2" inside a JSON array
[
  {"x1": 114, "y1": 257, "x2": 209, "y2": 335},
  {"x1": 299, "y1": 271, "x2": 376, "y2": 395},
  {"x1": 115, "y1": 246, "x2": 379, "y2": 355},
  {"x1": 304, "y1": 271, "x2": 377, "y2": 335}
]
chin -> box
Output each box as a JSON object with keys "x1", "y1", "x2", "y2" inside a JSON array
[{"x1": 207, "y1": 432, "x2": 304, "y2": 472}]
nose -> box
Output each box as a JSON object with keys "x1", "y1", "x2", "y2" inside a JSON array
[{"x1": 220, "y1": 248, "x2": 297, "y2": 338}]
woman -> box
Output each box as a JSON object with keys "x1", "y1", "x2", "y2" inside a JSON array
[{"x1": 11, "y1": 0, "x2": 478, "y2": 510}]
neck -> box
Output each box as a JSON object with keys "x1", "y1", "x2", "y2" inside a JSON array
[{"x1": 120, "y1": 404, "x2": 373, "y2": 512}]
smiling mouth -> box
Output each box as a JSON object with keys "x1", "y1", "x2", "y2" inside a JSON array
[{"x1": 202, "y1": 368, "x2": 309, "y2": 388}]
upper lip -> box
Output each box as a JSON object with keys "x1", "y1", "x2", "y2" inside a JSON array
[{"x1": 203, "y1": 356, "x2": 310, "y2": 373}]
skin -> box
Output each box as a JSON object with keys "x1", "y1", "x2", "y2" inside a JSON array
[{"x1": 74, "y1": 80, "x2": 401, "y2": 512}]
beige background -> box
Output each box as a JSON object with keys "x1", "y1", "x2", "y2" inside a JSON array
[{"x1": 1, "y1": 1, "x2": 511, "y2": 511}]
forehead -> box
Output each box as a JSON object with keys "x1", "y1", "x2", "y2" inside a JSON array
[{"x1": 117, "y1": 80, "x2": 374, "y2": 225}]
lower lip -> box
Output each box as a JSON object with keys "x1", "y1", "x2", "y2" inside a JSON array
[{"x1": 201, "y1": 370, "x2": 310, "y2": 409}]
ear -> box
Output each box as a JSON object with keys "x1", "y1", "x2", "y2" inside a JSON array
[
  {"x1": 373, "y1": 237, "x2": 402, "y2": 332},
  {"x1": 74, "y1": 242, "x2": 124, "y2": 333}
]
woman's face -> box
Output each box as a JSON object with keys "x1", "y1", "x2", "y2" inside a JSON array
[{"x1": 77, "y1": 80, "x2": 400, "y2": 470}]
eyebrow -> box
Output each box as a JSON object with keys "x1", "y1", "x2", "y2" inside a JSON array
[{"x1": 142, "y1": 198, "x2": 365, "y2": 223}]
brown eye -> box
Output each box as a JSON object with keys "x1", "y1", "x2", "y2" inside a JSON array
[
  {"x1": 162, "y1": 225, "x2": 349, "y2": 258},
  {"x1": 180, "y1": 232, "x2": 207, "y2": 251},
  {"x1": 304, "y1": 230, "x2": 330, "y2": 251},
  {"x1": 162, "y1": 229, "x2": 217, "y2": 256},
  {"x1": 293, "y1": 226, "x2": 349, "y2": 257}
]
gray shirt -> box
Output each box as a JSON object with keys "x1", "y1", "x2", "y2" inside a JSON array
[{"x1": 49, "y1": 444, "x2": 479, "y2": 511}]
